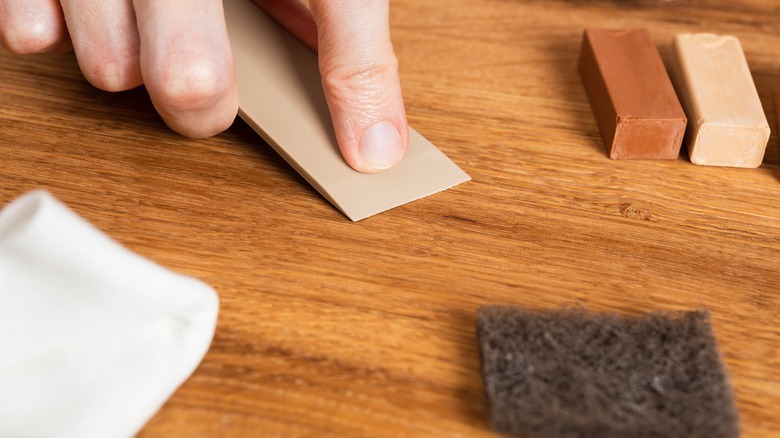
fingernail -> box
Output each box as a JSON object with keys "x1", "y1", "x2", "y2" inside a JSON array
[{"x1": 358, "y1": 121, "x2": 404, "y2": 171}]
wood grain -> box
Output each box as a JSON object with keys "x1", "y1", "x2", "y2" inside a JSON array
[{"x1": 1, "y1": 0, "x2": 779, "y2": 436}]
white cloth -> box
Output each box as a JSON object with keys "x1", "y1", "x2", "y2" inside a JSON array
[{"x1": 0, "y1": 190, "x2": 219, "y2": 438}]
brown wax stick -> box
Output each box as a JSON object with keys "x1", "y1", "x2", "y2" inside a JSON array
[
  {"x1": 223, "y1": 0, "x2": 470, "y2": 221},
  {"x1": 668, "y1": 33, "x2": 770, "y2": 168},
  {"x1": 579, "y1": 29, "x2": 687, "y2": 159}
]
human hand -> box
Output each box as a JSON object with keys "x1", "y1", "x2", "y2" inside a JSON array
[{"x1": 0, "y1": 0, "x2": 408, "y2": 173}]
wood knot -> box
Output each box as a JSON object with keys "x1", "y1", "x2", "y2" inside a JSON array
[{"x1": 620, "y1": 204, "x2": 655, "y2": 221}]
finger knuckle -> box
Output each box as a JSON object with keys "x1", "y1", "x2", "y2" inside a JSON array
[
  {"x1": 321, "y1": 54, "x2": 399, "y2": 96},
  {"x1": 0, "y1": 18, "x2": 63, "y2": 54},
  {"x1": 86, "y1": 58, "x2": 138, "y2": 92},
  {"x1": 152, "y1": 56, "x2": 233, "y2": 111}
]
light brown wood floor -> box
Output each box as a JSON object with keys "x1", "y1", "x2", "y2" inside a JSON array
[{"x1": 1, "y1": 0, "x2": 778, "y2": 436}]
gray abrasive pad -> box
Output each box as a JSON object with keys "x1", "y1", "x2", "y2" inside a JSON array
[{"x1": 476, "y1": 306, "x2": 739, "y2": 438}]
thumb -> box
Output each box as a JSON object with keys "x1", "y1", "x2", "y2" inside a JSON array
[{"x1": 310, "y1": 0, "x2": 408, "y2": 173}]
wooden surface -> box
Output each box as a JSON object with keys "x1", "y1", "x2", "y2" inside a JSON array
[{"x1": 1, "y1": 0, "x2": 779, "y2": 436}]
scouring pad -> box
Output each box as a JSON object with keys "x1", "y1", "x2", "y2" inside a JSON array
[{"x1": 476, "y1": 306, "x2": 739, "y2": 438}]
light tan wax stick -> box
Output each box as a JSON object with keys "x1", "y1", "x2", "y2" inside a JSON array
[
  {"x1": 223, "y1": 0, "x2": 470, "y2": 221},
  {"x1": 669, "y1": 33, "x2": 771, "y2": 168}
]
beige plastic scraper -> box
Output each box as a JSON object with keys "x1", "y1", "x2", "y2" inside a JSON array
[{"x1": 223, "y1": 0, "x2": 470, "y2": 221}]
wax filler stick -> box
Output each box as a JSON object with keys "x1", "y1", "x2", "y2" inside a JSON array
[
  {"x1": 223, "y1": 0, "x2": 470, "y2": 221},
  {"x1": 668, "y1": 33, "x2": 770, "y2": 168},
  {"x1": 579, "y1": 29, "x2": 687, "y2": 160},
  {"x1": 476, "y1": 306, "x2": 739, "y2": 438}
]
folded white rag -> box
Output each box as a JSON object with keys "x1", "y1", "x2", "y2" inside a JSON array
[{"x1": 0, "y1": 190, "x2": 219, "y2": 438}]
